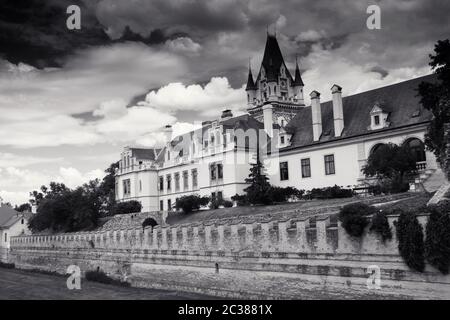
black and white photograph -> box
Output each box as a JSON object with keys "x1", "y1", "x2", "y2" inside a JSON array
[{"x1": 1, "y1": 0, "x2": 450, "y2": 308}]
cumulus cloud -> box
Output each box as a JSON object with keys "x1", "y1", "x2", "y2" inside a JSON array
[
  {"x1": 165, "y1": 37, "x2": 202, "y2": 55},
  {"x1": 0, "y1": 166, "x2": 105, "y2": 205},
  {"x1": 144, "y1": 77, "x2": 246, "y2": 117}
]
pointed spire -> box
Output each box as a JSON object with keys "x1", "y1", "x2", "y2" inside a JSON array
[
  {"x1": 292, "y1": 55, "x2": 304, "y2": 87},
  {"x1": 245, "y1": 59, "x2": 256, "y2": 91}
]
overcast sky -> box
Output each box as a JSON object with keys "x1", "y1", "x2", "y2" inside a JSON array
[{"x1": 0, "y1": 0, "x2": 449, "y2": 205}]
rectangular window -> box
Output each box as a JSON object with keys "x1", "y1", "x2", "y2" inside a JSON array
[
  {"x1": 280, "y1": 136, "x2": 285, "y2": 144},
  {"x1": 167, "y1": 199, "x2": 172, "y2": 211},
  {"x1": 160, "y1": 200, "x2": 164, "y2": 211},
  {"x1": 374, "y1": 115, "x2": 380, "y2": 125},
  {"x1": 139, "y1": 180, "x2": 142, "y2": 192},
  {"x1": 123, "y1": 179, "x2": 131, "y2": 196},
  {"x1": 183, "y1": 171, "x2": 189, "y2": 190},
  {"x1": 175, "y1": 172, "x2": 180, "y2": 191},
  {"x1": 4, "y1": 233, "x2": 7, "y2": 243},
  {"x1": 280, "y1": 161, "x2": 289, "y2": 181},
  {"x1": 211, "y1": 192, "x2": 216, "y2": 201},
  {"x1": 192, "y1": 169, "x2": 198, "y2": 189},
  {"x1": 301, "y1": 158, "x2": 311, "y2": 178},
  {"x1": 217, "y1": 191, "x2": 223, "y2": 202},
  {"x1": 166, "y1": 175, "x2": 172, "y2": 191},
  {"x1": 159, "y1": 176, "x2": 164, "y2": 191},
  {"x1": 210, "y1": 164, "x2": 216, "y2": 180},
  {"x1": 324, "y1": 154, "x2": 335, "y2": 175},
  {"x1": 217, "y1": 163, "x2": 223, "y2": 179}
]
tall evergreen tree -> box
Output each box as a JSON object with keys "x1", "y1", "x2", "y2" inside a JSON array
[
  {"x1": 244, "y1": 157, "x2": 273, "y2": 205},
  {"x1": 418, "y1": 39, "x2": 450, "y2": 166}
]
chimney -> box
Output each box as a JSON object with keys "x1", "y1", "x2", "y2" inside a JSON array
[
  {"x1": 163, "y1": 125, "x2": 173, "y2": 143},
  {"x1": 310, "y1": 90, "x2": 322, "y2": 141},
  {"x1": 331, "y1": 84, "x2": 344, "y2": 137},
  {"x1": 262, "y1": 104, "x2": 274, "y2": 137},
  {"x1": 220, "y1": 109, "x2": 233, "y2": 121}
]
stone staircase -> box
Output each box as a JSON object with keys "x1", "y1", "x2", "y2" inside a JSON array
[{"x1": 410, "y1": 167, "x2": 448, "y2": 193}]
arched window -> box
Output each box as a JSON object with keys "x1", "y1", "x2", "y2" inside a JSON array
[
  {"x1": 404, "y1": 138, "x2": 426, "y2": 162},
  {"x1": 370, "y1": 143, "x2": 386, "y2": 156}
]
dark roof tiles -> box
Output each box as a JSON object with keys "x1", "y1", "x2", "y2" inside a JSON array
[{"x1": 283, "y1": 74, "x2": 437, "y2": 150}]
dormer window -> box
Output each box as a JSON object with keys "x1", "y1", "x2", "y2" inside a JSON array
[
  {"x1": 374, "y1": 115, "x2": 380, "y2": 125},
  {"x1": 369, "y1": 102, "x2": 390, "y2": 130},
  {"x1": 280, "y1": 136, "x2": 285, "y2": 144}
]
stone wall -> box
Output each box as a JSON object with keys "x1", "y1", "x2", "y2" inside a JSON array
[{"x1": 8, "y1": 213, "x2": 450, "y2": 299}]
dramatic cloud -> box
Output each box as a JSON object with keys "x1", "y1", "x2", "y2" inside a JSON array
[
  {"x1": 144, "y1": 77, "x2": 246, "y2": 117},
  {"x1": 0, "y1": 0, "x2": 449, "y2": 205}
]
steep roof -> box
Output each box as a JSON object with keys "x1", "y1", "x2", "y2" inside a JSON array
[
  {"x1": 292, "y1": 61, "x2": 304, "y2": 87},
  {"x1": 256, "y1": 34, "x2": 294, "y2": 83},
  {"x1": 283, "y1": 74, "x2": 437, "y2": 151},
  {"x1": 245, "y1": 67, "x2": 257, "y2": 90},
  {"x1": 0, "y1": 206, "x2": 21, "y2": 229}
]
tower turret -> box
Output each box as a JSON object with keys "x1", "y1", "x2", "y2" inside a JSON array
[
  {"x1": 292, "y1": 58, "x2": 305, "y2": 105},
  {"x1": 246, "y1": 32, "x2": 306, "y2": 126},
  {"x1": 245, "y1": 63, "x2": 257, "y2": 108}
]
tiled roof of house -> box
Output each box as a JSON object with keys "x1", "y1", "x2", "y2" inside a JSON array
[
  {"x1": 283, "y1": 74, "x2": 437, "y2": 151},
  {"x1": 0, "y1": 206, "x2": 21, "y2": 229}
]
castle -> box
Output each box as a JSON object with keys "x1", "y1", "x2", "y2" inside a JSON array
[{"x1": 115, "y1": 33, "x2": 439, "y2": 212}]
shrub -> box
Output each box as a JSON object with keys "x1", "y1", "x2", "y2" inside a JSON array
[
  {"x1": 209, "y1": 198, "x2": 222, "y2": 210},
  {"x1": 425, "y1": 203, "x2": 450, "y2": 274},
  {"x1": 370, "y1": 211, "x2": 392, "y2": 242},
  {"x1": 85, "y1": 269, "x2": 130, "y2": 287},
  {"x1": 223, "y1": 200, "x2": 233, "y2": 208},
  {"x1": 0, "y1": 261, "x2": 15, "y2": 269},
  {"x1": 142, "y1": 217, "x2": 158, "y2": 229},
  {"x1": 269, "y1": 186, "x2": 304, "y2": 203},
  {"x1": 111, "y1": 201, "x2": 142, "y2": 215},
  {"x1": 395, "y1": 209, "x2": 425, "y2": 272},
  {"x1": 308, "y1": 185, "x2": 354, "y2": 200},
  {"x1": 175, "y1": 195, "x2": 210, "y2": 214},
  {"x1": 231, "y1": 194, "x2": 249, "y2": 206},
  {"x1": 338, "y1": 202, "x2": 374, "y2": 237}
]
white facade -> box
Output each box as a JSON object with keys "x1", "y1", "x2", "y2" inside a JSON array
[
  {"x1": 0, "y1": 212, "x2": 30, "y2": 250},
  {"x1": 114, "y1": 33, "x2": 437, "y2": 212}
]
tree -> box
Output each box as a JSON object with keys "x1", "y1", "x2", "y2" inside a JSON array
[
  {"x1": 98, "y1": 161, "x2": 119, "y2": 216},
  {"x1": 395, "y1": 210, "x2": 425, "y2": 272},
  {"x1": 175, "y1": 195, "x2": 210, "y2": 214},
  {"x1": 243, "y1": 159, "x2": 273, "y2": 205},
  {"x1": 28, "y1": 182, "x2": 101, "y2": 233},
  {"x1": 27, "y1": 162, "x2": 121, "y2": 232},
  {"x1": 363, "y1": 143, "x2": 417, "y2": 193},
  {"x1": 111, "y1": 201, "x2": 142, "y2": 215},
  {"x1": 418, "y1": 39, "x2": 450, "y2": 167},
  {"x1": 425, "y1": 202, "x2": 450, "y2": 274},
  {"x1": 15, "y1": 203, "x2": 31, "y2": 212}
]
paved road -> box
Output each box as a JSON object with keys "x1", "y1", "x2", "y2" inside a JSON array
[{"x1": 0, "y1": 268, "x2": 215, "y2": 300}]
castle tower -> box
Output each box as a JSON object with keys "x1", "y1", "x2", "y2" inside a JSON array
[{"x1": 247, "y1": 33, "x2": 305, "y2": 127}]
